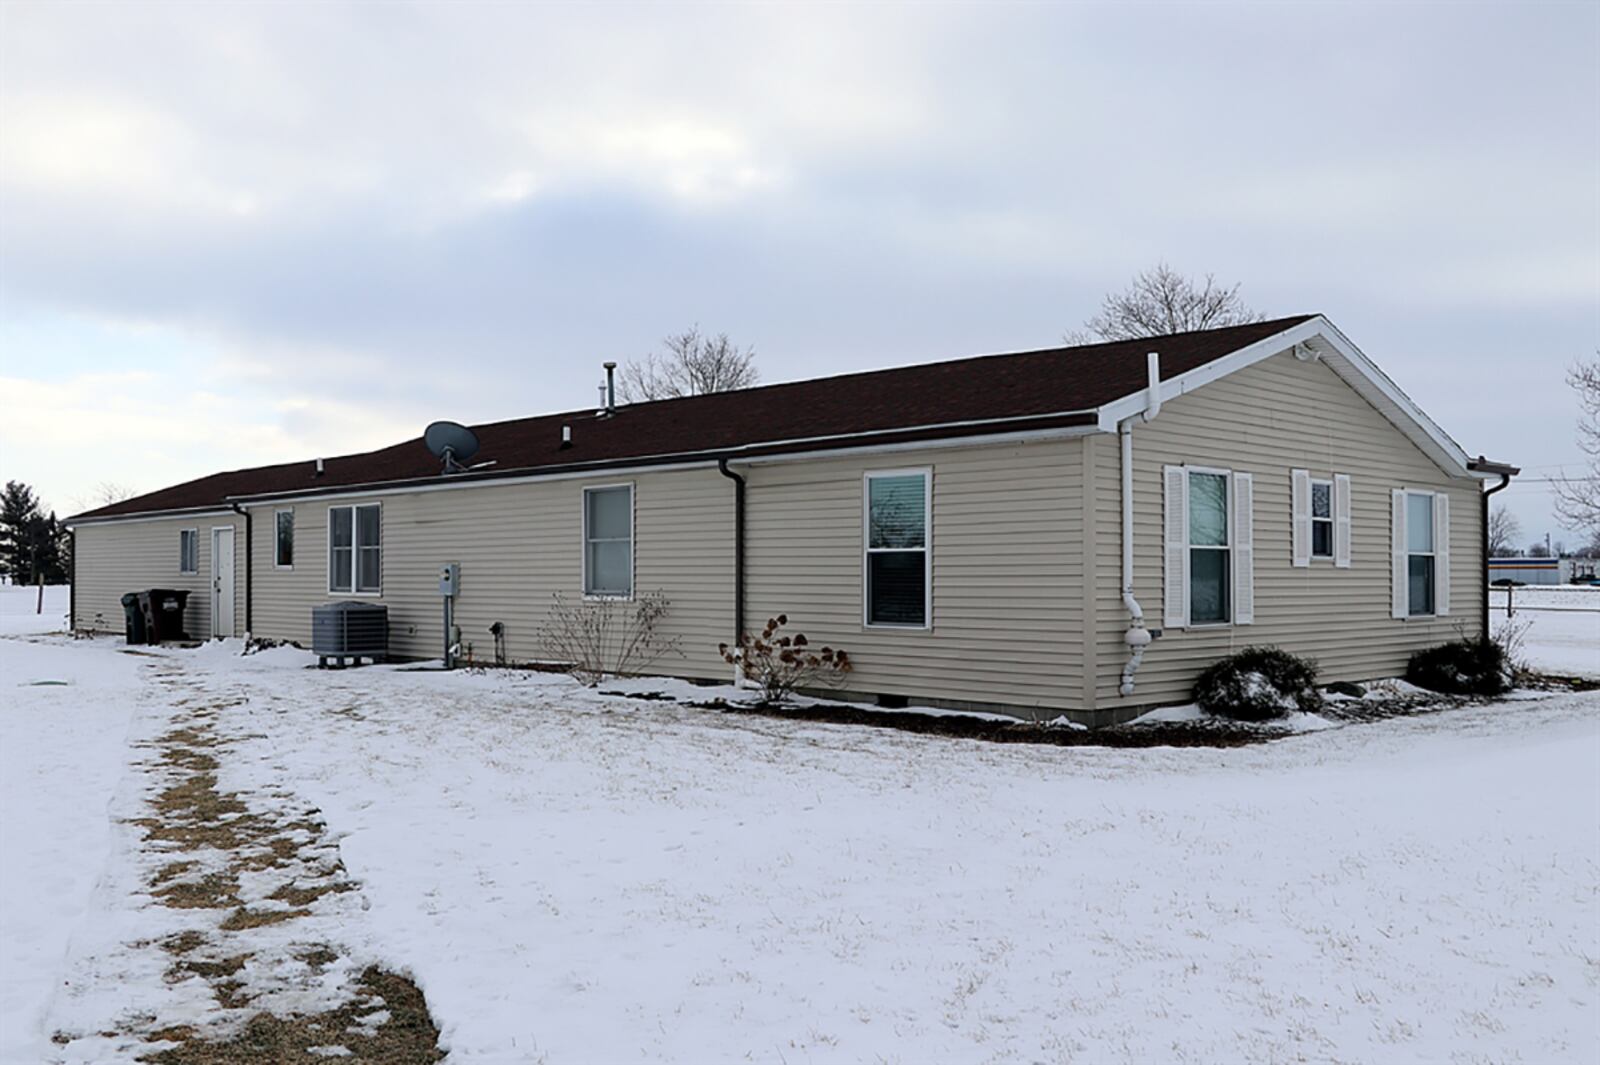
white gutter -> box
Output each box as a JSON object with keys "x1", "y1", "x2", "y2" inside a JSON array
[{"x1": 1119, "y1": 352, "x2": 1162, "y2": 697}]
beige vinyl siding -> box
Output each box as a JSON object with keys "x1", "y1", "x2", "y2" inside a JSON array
[
  {"x1": 743, "y1": 438, "x2": 1085, "y2": 718},
  {"x1": 1092, "y1": 350, "x2": 1483, "y2": 714},
  {"x1": 73, "y1": 512, "x2": 245, "y2": 638},
  {"x1": 250, "y1": 468, "x2": 733, "y2": 676}
]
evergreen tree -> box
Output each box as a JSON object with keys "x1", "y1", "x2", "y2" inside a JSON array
[{"x1": 0, "y1": 481, "x2": 68, "y2": 585}]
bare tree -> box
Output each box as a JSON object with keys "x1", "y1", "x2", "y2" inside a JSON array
[
  {"x1": 71, "y1": 481, "x2": 139, "y2": 513},
  {"x1": 1487, "y1": 505, "x2": 1522, "y2": 557},
  {"x1": 1527, "y1": 541, "x2": 1551, "y2": 558},
  {"x1": 617, "y1": 326, "x2": 758, "y2": 403},
  {"x1": 1069, "y1": 263, "x2": 1264, "y2": 344},
  {"x1": 1552, "y1": 354, "x2": 1600, "y2": 537}
]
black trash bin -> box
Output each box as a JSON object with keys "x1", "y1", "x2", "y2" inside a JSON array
[
  {"x1": 120, "y1": 592, "x2": 148, "y2": 645},
  {"x1": 143, "y1": 589, "x2": 192, "y2": 642}
]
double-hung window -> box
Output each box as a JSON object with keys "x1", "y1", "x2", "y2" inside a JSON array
[
  {"x1": 274, "y1": 509, "x2": 295, "y2": 568},
  {"x1": 179, "y1": 529, "x2": 198, "y2": 575},
  {"x1": 328, "y1": 503, "x2": 381, "y2": 595},
  {"x1": 1292, "y1": 469, "x2": 1351, "y2": 568},
  {"x1": 864, "y1": 470, "x2": 930, "y2": 628},
  {"x1": 583, "y1": 485, "x2": 633, "y2": 598},
  {"x1": 1405, "y1": 491, "x2": 1435, "y2": 616},
  {"x1": 1166, "y1": 465, "x2": 1254, "y2": 628},
  {"x1": 1310, "y1": 478, "x2": 1334, "y2": 559},
  {"x1": 1391, "y1": 488, "x2": 1449, "y2": 618},
  {"x1": 1188, "y1": 471, "x2": 1231, "y2": 624}
]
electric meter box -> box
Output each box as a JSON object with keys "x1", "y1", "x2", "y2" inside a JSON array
[{"x1": 438, "y1": 563, "x2": 460, "y2": 597}]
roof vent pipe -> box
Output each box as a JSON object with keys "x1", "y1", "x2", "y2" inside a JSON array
[
  {"x1": 603, "y1": 361, "x2": 617, "y2": 414},
  {"x1": 315, "y1": 458, "x2": 325, "y2": 477},
  {"x1": 560, "y1": 425, "x2": 573, "y2": 449},
  {"x1": 1145, "y1": 351, "x2": 1162, "y2": 419}
]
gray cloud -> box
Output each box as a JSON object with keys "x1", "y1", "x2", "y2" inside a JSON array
[{"x1": 1, "y1": 2, "x2": 1594, "y2": 537}]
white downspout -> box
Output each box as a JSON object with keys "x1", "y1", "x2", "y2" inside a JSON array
[{"x1": 1119, "y1": 352, "x2": 1162, "y2": 697}]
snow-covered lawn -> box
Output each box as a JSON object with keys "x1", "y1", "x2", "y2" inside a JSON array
[
  {"x1": 0, "y1": 583, "x2": 70, "y2": 636},
  {"x1": 3, "y1": 630, "x2": 1596, "y2": 1063},
  {"x1": 0, "y1": 629, "x2": 138, "y2": 1063},
  {"x1": 1491, "y1": 584, "x2": 1600, "y2": 677}
]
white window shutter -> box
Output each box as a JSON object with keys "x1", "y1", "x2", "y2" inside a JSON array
[
  {"x1": 1391, "y1": 489, "x2": 1408, "y2": 619},
  {"x1": 1233, "y1": 472, "x2": 1255, "y2": 624},
  {"x1": 1434, "y1": 492, "x2": 1451, "y2": 616},
  {"x1": 1164, "y1": 465, "x2": 1189, "y2": 629},
  {"x1": 1334, "y1": 474, "x2": 1352, "y2": 569},
  {"x1": 1291, "y1": 468, "x2": 1311, "y2": 567}
]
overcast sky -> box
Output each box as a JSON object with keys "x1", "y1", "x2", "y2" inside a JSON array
[{"x1": 1, "y1": 2, "x2": 1595, "y2": 542}]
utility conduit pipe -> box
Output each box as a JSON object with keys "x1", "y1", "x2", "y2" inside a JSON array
[{"x1": 1119, "y1": 353, "x2": 1162, "y2": 697}]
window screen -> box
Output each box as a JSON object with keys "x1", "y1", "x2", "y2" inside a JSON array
[
  {"x1": 1188, "y1": 472, "x2": 1230, "y2": 624},
  {"x1": 1311, "y1": 479, "x2": 1333, "y2": 558},
  {"x1": 275, "y1": 510, "x2": 294, "y2": 567},
  {"x1": 1406, "y1": 492, "x2": 1435, "y2": 616}
]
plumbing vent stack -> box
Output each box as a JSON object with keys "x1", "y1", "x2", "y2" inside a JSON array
[
  {"x1": 1145, "y1": 352, "x2": 1162, "y2": 418},
  {"x1": 603, "y1": 361, "x2": 617, "y2": 413},
  {"x1": 315, "y1": 457, "x2": 325, "y2": 477},
  {"x1": 560, "y1": 425, "x2": 573, "y2": 449}
]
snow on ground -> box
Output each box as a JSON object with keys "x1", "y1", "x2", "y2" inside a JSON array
[
  {"x1": 1490, "y1": 584, "x2": 1600, "y2": 677},
  {"x1": 0, "y1": 630, "x2": 139, "y2": 1062},
  {"x1": 4, "y1": 617, "x2": 1597, "y2": 1062},
  {"x1": 0, "y1": 584, "x2": 70, "y2": 636}
]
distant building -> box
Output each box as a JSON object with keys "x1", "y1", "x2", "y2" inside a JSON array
[{"x1": 1488, "y1": 557, "x2": 1599, "y2": 585}]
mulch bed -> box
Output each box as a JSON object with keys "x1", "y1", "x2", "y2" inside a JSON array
[
  {"x1": 601, "y1": 671, "x2": 1600, "y2": 750},
  {"x1": 598, "y1": 692, "x2": 1278, "y2": 748}
]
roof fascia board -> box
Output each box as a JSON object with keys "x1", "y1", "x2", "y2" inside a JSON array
[
  {"x1": 230, "y1": 422, "x2": 1103, "y2": 509},
  {"x1": 728, "y1": 422, "x2": 1099, "y2": 467},
  {"x1": 66, "y1": 506, "x2": 238, "y2": 529},
  {"x1": 1094, "y1": 316, "x2": 1476, "y2": 478}
]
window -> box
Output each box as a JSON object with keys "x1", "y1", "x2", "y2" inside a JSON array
[
  {"x1": 1188, "y1": 471, "x2": 1230, "y2": 624},
  {"x1": 583, "y1": 485, "x2": 633, "y2": 597},
  {"x1": 328, "y1": 503, "x2": 381, "y2": 594},
  {"x1": 864, "y1": 470, "x2": 929, "y2": 627},
  {"x1": 1406, "y1": 491, "x2": 1434, "y2": 616},
  {"x1": 274, "y1": 510, "x2": 294, "y2": 568},
  {"x1": 1310, "y1": 478, "x2": 1333, "y2": 559},
  {"x1": 179, "y1": 529, "x2": 198, "y2": 575}
]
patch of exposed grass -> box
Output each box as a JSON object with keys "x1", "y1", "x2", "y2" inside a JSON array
[
  {"x1": 161, "y1": 931, "x2": 207, "y2": 957},
  {"x1": 154, "y1": 872, "x2": 240, "y2": 910},
  {"x1": 141, "y1": 966, "x2": 444, "y2": 1064},
  {"x1": 218, "y1": 906, "x2": 312, "y2": 932},
  {"x1": 268, "y1": 880, "x2": 355, "y2": 908},
  {"x1": 152, "y1": 861, "x2": 197, "y2": 885},
  {"x1": 296, "y1": 946, "x2": 339, "y2": 970}
]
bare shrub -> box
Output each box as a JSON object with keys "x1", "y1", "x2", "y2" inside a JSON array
[
  {"x1": 1491, "y1": 614, "x2": 1535, "y2": 682},
  {"x1": 719, "y1": 615, "x2": 851, "y2": 703},
  {"x1": 538, "y1": 590, "x2": 681, "y2": 686}
]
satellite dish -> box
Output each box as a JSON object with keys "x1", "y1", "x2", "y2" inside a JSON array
[{"x1": 424, "y1": 421, "x2": 481, "y2": 473}]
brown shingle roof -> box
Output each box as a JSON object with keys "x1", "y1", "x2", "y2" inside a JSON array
[{"x1": 71, "y1": 315, "x2": 1312, "y2": 521}]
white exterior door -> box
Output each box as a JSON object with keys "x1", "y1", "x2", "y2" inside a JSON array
[{"x1": 211, "y1": 526, "x2": 235, "y2": 638}]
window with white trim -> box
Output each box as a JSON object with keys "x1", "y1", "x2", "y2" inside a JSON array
[
  {"x1": 179, "y1": 529, "x2": 198, "y2": 575},
  {"x1": 1188, "y1": 471, "x2": 1230, "y2": 624},
  {"x1": 328, "y1": 503, "x2": 381, "y2": 595},
  {"x1": 274, "y1": 509, "x2": 294, "y2": 568},
  {"x1": 864, "y1": 470, "x2": 929, "y2": 628},
  {"x1": 583, "y1": 485, "x2": 633, "y2": 598},
  {"x1": 1405, "y1": 491, "x2": 1435, "y2": 616},
  {"x1": 1310, "y1": 478, "x2": 1333, "y2": 559}
]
